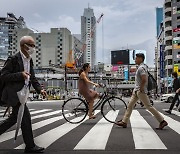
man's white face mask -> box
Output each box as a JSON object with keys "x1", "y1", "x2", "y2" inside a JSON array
[{"x1": 25, "y1": 44, "x2": 35, "y2": 55}]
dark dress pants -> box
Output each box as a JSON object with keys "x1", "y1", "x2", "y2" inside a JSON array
[
  {"x1": 0, "y1": 103, "x2": 35, "y2": 148},
  {"x1": 169, "y1": 93, "x2": 180, "y2": 111}
]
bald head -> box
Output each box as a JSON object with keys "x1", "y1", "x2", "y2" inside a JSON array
[
  {"x1": 20, "y1": 36, "x2": 35, "y2": 58},
  {"x1": 20, "y1": 36, "x2": 35, "y2": 47}
]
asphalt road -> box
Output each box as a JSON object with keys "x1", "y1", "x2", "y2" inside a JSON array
[{"x1": 0, "y1": 98, "x2": 180, "y2": 154}]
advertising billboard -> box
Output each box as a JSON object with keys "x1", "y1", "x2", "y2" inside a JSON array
[
  {"x1": 129, "y1": 50, "x2": 147, "y2": 64},
  {"x1": 111, "y1": 50, "x2": 129, "y2": 65}
]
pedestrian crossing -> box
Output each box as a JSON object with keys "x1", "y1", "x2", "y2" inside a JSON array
[{"x1": 0, "y1": 108, "x2": 180, "y2": 151}]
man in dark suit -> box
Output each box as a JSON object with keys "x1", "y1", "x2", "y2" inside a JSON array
[{"x1": 0, "y1": 36, "x2": 47, "y2": 153}]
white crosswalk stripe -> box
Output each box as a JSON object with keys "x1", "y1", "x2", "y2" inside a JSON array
[
  {"x1": 74, "y1": 110, "x2": 119, "y2": 150},
  {"x1": 147, "y1": 109, "x2": 180, "y2": 134},
  {"x1": 130, "y1": 110, "x2": 167, "y2": 149},
  {"x1": 0, "y1": 108, "x2": 180, "y2": 151},
  {"x1": 0, "y1": 110, "x2": 61, "y2": 143},
  {"x1": 162, "y1": 109, "x2": 180, "y2": 116},
  {"x1": 15, "y1": 110, "x2": 100, "y2": 149}
]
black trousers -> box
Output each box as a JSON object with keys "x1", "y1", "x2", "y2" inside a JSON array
[
  {"x1": 169, "y1": 93, "x2": 180, "y2": 111},
  {"x1": 0, "y1": 103, "x2": 35, "y2": 148}
]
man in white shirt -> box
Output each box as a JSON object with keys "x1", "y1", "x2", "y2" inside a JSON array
[{"x1": 115, "y1": 53, "x2": 168, "y2": 130}]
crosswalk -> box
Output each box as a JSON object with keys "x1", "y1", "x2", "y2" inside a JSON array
[{"x1": 0, "y1": 108, "x2": 180, "y2": 151}]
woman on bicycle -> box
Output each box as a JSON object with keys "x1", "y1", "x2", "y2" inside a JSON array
[{"x1": 78, "y1": 63, "x2": 99, "y2": 119}]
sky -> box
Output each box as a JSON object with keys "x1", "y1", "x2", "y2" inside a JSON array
[{"x1": 0, "y1": 0, "x2": 164, "y2": 66}]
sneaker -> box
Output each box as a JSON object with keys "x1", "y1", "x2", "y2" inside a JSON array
[{"x1": 165, "y1": 110, "x2": 171, "y2": 114}]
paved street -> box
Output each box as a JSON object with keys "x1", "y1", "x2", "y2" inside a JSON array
[{"x1": 0, "y1": 99, "x2": 180, "y2": 154}]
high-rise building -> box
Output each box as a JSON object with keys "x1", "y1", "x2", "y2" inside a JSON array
[
  {"x1": 172, "y1": 0, "x2": 180, "y2": 74},
  {"x1": 13, "y1": 28, "x2": 83, "y2": 68},
  {"x1": 0, "y1": 13, "x2": 26, "y2": 59},
  {"x1": 155, "y1": 7, "x2": 164, "y2": 91},
  {"x1": 81, "y1": 7, "x2": 96, "y2": 68},
  {"x1": 162, "y1": 0, "x2": 180, "y2": 78},
  {"x1": 164, "y1": 0, "x2": 173, "y2": 77},
  {"x1": 156, "y1": 7, "x2": 163, "y2": 37}
]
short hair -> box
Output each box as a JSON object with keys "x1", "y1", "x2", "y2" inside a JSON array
[
  {"x1": 136, "y1": 53, "x2": 145, "y2": 61},
  {"x1": 172, "y1": 72, "x2": 178, "y2": 78}
]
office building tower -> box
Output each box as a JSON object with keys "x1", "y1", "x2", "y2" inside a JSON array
[{"x1": 81, "y1": 7, "x2": 96, "y2": 68}]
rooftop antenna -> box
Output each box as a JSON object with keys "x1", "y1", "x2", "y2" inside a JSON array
[{"x1": 88, "y1": 3, "x2": 90, "y2": 8}]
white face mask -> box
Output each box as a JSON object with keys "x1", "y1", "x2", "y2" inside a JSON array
[
  {"x1": 27, "y1": 46, "x2": 35, "y2": 55},
  {"x1": 25, "y1": 44, "x2": 35, "y2": 55}
]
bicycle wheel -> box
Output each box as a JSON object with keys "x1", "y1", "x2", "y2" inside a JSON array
[
  {"x1": 62, "y1": 98, "x2": 88, "y2": 124},
  {"x1": 101, "y1": 96, "x2": 127, "y2": 123}
]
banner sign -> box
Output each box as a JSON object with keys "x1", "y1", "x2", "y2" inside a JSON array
[{"x1": 160, "y1": 45, "x2": 164, "y2": 78}]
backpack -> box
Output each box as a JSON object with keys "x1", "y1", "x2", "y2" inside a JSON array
[{"x1": 142, "y1": 66, "x2": 157, "y2": 91}]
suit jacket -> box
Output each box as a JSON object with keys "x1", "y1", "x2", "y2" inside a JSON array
[{"x1": 1, "y1": 52, "x2": 42, "y2": 106}]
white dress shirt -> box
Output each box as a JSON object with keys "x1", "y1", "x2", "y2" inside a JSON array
[{"x1": 20, "y1": 51, "x2": 31, "y2": 86}]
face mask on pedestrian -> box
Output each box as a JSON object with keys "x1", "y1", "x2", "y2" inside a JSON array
[{"x1": 25, "y1": 44, "x2": 35, "y2": 55}]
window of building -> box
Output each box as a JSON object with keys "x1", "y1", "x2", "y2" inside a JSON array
[
  {"x1": 178, "y1": 34, "x2": 180, "y2": 37},
  {"x1": 177, "y1": 25, "x2": 180, "y2": 28},
  {"x1": 177, "y1": 7, "x2": 180, "y2": 11},
  {"x1": 177, "y1": 0, "x2": 180, "y2": 2}
]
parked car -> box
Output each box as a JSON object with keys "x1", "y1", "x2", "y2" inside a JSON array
[{"x1": 161, "y1": 93, "x2": 175, "y2": 103}]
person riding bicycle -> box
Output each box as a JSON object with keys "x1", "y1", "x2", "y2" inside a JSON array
[{"x1": 78, "y1": 63, "x2": 99, "y2": 119}]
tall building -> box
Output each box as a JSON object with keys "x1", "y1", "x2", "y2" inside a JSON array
[
  {"x1": 172, "y1": 0, "x2": 180, "y2": 75},
  {"x1": 164, "y1": 0, "x2": 173, "y2": 78},
  {"x1": 163, "y1": 0, "x2": 180, "y2": 77},
  {"x1": 81, "y1": 7, "x2": 96, "y2": 68},
  {"x1": 13, "y1": 28, "x2": 83, "y2": 68},
  {"x1": 156, "y1": 7, "x2": 163, "y2": 37},
  {"x1": 156, "y1": 7, "x2": 164, "y2": 91},
  {"x1": 0, "y1": 13, "x2": 26, "y2": 59}
]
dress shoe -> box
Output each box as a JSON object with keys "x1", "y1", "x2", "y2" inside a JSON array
[
  {"x1": 24, "y1": 145, "x2": 45, "y2": 153},
  {"x1": 165, "y1": 110, "x2": 171, "y2": 114},
  {"x1": 115, "y1": 120, "x2": 127, "y2": 128},
  {"x1": 157, "y1": 120, "x2": 168, "y2": 130}
]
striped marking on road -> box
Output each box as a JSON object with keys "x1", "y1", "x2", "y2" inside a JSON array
[
  {"x1": 0, "y1": 110, "x2": 61, "y2": 143},
  {"x1": 130, "y1": 110, "x2": 167, "y2": 149},
  {"x1": 0, "y1": 109, "x2": 51, "y2": 117},
  {"x1": 74, "y1": 110, "x2": 119, "y2": 150},
  {"x1": 31, "y1": 110, "x2": 62, "y2": 120},
  {"x1": 147, "y1": 109, "x2": 180, "y2": 134},
  {"x1": 162, "y1": 109, "x2": 180, "y2": 117},
  {"x1": 0, "y1": 110, "x2": 5, "y2": 113},
  {"x1": 15, "y1": 110, "x2": 100, "y2": 149},
  {"x1": 30, "y1": 109, "x2": 52, "y2": 115}
]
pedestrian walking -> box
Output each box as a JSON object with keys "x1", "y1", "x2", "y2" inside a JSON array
[
  {"x1": 0, "y1": 36, "x2": 47, "y2": 153},
  {"x1": 115, "y1": 53, "x2": 168, "y2": 130},
  {"x1": 165, "y1": 72, "x2": 180, "y2": 114}
]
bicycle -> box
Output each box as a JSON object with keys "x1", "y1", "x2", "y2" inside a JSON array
[{"x1": 62, "y1": 84, "x2": 127, "y2": 124}]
